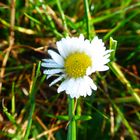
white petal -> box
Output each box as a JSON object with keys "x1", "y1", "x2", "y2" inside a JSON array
[
  {"x1": 97, "y1": 65, "x2": 109, "y2": 71},
  {"x1": 43, "y1": 69, "x2": 63, "y2": 75},
  {"x1": 59, "y1": 76, "x2": 96, "y2": 98},
  {"x1": 76, "y1": 78, "x2": 85, "y2": 98},
  {"x1": 86, "y1": 85, "x2": 92, "y2": 96},
  {"x1": 68, "y1": 78, "x2": 80, "y2": 98},
  {"x1": 80, "y1": 77, "x2": 92, "y2": 96},
  {"x1": 104, "y1": 50, "x2": 113, "y2": 55},
  {"x1": 86, "y1": 67, "x2": 93, "y2": 75},
  {"x1": 68, "y1": 78, "x2": 88, "y2": 98},
  {"x1": 102, "y1": 59, "x2": 110, "y2": 64},
  {"x1": 81, "y1": 81, "x2": 89, "y2": 97},
  {"x1": 79, "y1": 34, "x2": 84, "y2": 40},
  {"x1": 79, "y1": 78, "x2": 90, "y2": 97},
  {"x1": 48, "y1": 50, "x2": 64, "y2": 66},
  {"x1": 57, "y1": 41, "x2": 67, "y2": 58},
  {"x1": 57, "y1": 79, "x2": 69, "y2": 93},
  {"x1": 57, "y1": 38, "x2": 72, "y2": 57},
  {"x1": 49, "y1": 75, "x2": 65, "y2": 86},
  {"x1": 56, "y1": 42, "x2": 65, "y2": 57},
  {"x1": 42, "y1": 59, "x2": 55, "y2": 63},
  {"x1": 94, "y1": 58, "x2": 110, "y2": 65},
  {"x1": 47, "y1": 74, "x2": 53, "y2": 79},
  {"x1": 91, "y1": 36, "x2": 104, "y2": 48},
  {"x1": 66, "y1": 78, "x2": 76, "y2": 96},
  {"x1": 104, "y1": 54, "x2": 110, "y2": 59},
  {"x1": 85, "y1": 76, "x2": 97, "y2": 90},
  {"x1": 41, "y1": 62, "x2": 63, "y2": 68},
  {"x1": 78, "y1": 78, "x2": 87, "y2": 97},
  {"x1": 85, "y1": 84, "x2": 92, "y2": 96}
]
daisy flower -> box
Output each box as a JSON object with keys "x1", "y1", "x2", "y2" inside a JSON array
[{"x1": 41, "y1": 34, "x2": 111, "y2": 98}]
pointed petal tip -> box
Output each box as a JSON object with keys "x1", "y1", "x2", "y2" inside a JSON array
[
  {"x1": 49, "y1": 84, "x2": 52, "y2": 87},
  {"x1": 94, "y1": 86, "x2": 97, "y2": 91}
]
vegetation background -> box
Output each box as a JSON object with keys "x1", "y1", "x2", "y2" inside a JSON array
[{"x1": 0, "y1": 0, "x2": 140, "y2": 139}]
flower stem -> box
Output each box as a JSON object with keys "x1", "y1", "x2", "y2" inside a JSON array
[{"x1": 67, "y1": 96, "x2": 76, "y2": 140}]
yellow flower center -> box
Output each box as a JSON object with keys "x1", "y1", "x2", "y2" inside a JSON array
[{"x1": 64, "y1": 52, "x2": 92, "y2": 78}]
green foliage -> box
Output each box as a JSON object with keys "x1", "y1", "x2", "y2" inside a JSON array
[{"x1": 0, "y1": 0, "x2": 140, "y2": 139}]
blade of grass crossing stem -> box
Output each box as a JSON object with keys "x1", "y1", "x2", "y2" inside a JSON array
[
  {"x1": 83, "y1": 0, "x2": 95, "y2": 39},
  {"x1": 23, "y1": 62, "x2": 41, "y2": 140},
  {"x1": 67, "y1": 97, "x2": 76, "y2": 140}
]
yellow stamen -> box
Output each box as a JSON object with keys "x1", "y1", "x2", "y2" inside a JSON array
[{"x1": 64, "y1": 52, "x2": 92, "y2": 78}]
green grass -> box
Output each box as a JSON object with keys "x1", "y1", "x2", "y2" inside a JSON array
[{"x1": 0, "y1": 0, "x2": 140, "y2": 140}]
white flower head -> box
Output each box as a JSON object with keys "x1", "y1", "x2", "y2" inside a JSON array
[{"x1": 42, "y1": 34, "x2": 111, "y2": 98}]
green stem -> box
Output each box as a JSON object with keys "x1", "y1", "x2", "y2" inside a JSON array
[{"x1": 67, "y1": 96, "x2": 76, "y2": 140}]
